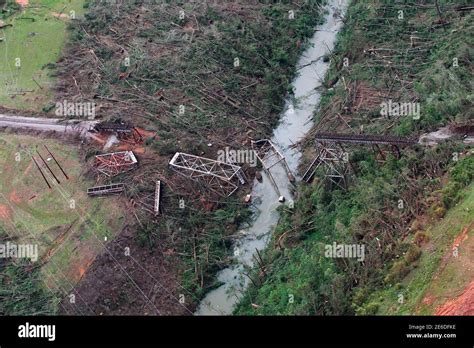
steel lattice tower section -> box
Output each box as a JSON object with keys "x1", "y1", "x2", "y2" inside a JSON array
[
  {"x1": 302, "y1": 133, "x2": 416, "y2": 188},
  {"x1": 251, "y1": 139, "x2": 294, "y2": 196},
  {"x1": 169, "y1": 152, "x2": 246, "y2": 197}
]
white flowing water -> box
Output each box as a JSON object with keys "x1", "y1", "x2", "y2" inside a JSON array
[{"x1": 195, "y1": 0, "x2": 349, "y2": 315}]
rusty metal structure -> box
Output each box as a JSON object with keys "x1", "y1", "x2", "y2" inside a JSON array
[
  {"x1": 95, "y1": 151, "x2": 138, "y2": 177},
  {"x1": 169, "y1": 152, "x2": 245, "y2": 197}
]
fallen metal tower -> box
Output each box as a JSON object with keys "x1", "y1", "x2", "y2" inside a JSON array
[
  {"x1": 313, "y1": 133, "x2": 416, "y2": 146},
  {"x1": 302, "y1": 144, "x2": 350, "y2": 189},
  {"x1": 169, "y1": 152, "x2": 245, "y2": 197},
  {"x1": 251, "y1": 139, "x2": 294, "y2": 196},
  {"x1": 95, "y1": 151, "x2": 138, "y2": 177},
  {"x1": 303, "y1": 133, "x2": 416, "y2": 186}
]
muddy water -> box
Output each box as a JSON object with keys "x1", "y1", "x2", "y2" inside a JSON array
[{"x1": 195, "y1": 0, "x2": 349, "y2": 315}]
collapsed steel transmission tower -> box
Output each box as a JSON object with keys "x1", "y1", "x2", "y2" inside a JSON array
[
  {"x1": 302, "y1": 133, "x2": 416, "y2": 188},
  {"x1": 95, "y1": 151, "x2": 138, "y2": 177},
  {"x1": 302, "y1": 142, "x2": 350, "y2": 190},
  {"x1": 251, "y1": 139, "x2": 294, "y2": 196},
  {"x1": 169, "y1": 152, "x2": 245, "y2": 197}
]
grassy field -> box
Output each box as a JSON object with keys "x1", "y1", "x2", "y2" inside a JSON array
[
  {"x1": 0, "y1": 134, "x2": 124, "y2": 293},
  {"x1": 0, "y1": 0, "x2": 85, "y2": 111},
  {"x1": 371, "y1": 182, "x2": 474, "y2": 315}
]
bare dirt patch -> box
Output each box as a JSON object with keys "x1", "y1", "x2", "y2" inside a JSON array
[
  {"x1": 9, "y1": 190, "x2": 21, "y2": 204},
  {"x1": 60, "y1": 225, "x2": 190, "y2": 315},
  {"x1": 0, "y1": 204, "x2": 12, "y2": 221},
  {"x1": 452, "y1": 225, "x2": 469, "y2": 250},
  {"x1": 435, "y1": 280, "x2": 474, "y2": 315},
  {"x1": 15, "y1": 0, "x2": 28, "y2": 7},
  {"x1": 51, "y1": 12, "x2": 70, "y2": 20}
]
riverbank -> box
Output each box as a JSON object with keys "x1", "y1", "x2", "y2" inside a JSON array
[
  {"x1": 52, "y1": 0, "x2": 329, "y2": 315},
  {"x1": 196, "y1": 0, "x2": 349, "y2": 315},
  {"x1": 235, "y1": 0, "x2": 473, "y2": 315}
]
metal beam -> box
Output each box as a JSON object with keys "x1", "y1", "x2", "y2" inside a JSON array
[
  {"x1": 87, "y1": 183, "x2": 125, "y2": 196},
  {"x1": 169, "y1": 152, "x2": 245, "y2": 197},
  {"x1": 251, "y1": 139, "x2": 294, "y2": 196},
  {"x1": 314, "y1": 133, "x2": 416, "y2": 146},
  {"x1": 154, "y1": 180, "x2": 161, "y2": 216},
  {"x1": 95, "y1": 151, "x2": 138, "y2": 177}
]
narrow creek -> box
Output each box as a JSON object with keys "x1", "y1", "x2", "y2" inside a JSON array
[{"x1": 195, "y1": 0, "x2": 349, "y2": 315}]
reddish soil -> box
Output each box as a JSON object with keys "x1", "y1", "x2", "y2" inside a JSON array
[
  {"x1": 15, "y1": 0, "x2": 28, "y2": 7},
  {"x1": 21, "y1": 162, "x2": 33, "y2": 180},
  {"x1": 135, "y1": 128, "x2": 156, "y2": 138},
  {"x1": 89, "y1": 133, "x2": 107, "y2": 145},
  {"x1": 132, "y1": 147, "x2": 145, "y2": 154},
  {"x1": 435, "y1": 280, "x2": 474, "y2": 315},
  {"x1": 90, "y1": 128, "x2": 155, "y2": 153},
  {"x1": 9, "y1": 190, "x2": 21, "y2": 204},
  {"x1": 52, "y1": 12, "x2": 69, "y2": 19},
  {"x1": 72, "y1": 249, "x2": 97, "y2": 282},
  {"x1": 0, "y1": 204, "x2": 12, "y2": 221},
  {"x1": 422, "y1": 295, "x2": 434, "y2": 306},
  {"x1": 452, "y1": 226, "x2": 469, "y2": 250}
]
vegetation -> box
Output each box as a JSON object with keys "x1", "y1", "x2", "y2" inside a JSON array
[
  {"x1": 236, "y1": 0, "x2": 473, "y2": 315},
  {"x1": 50, "y1": 0, "x2": 328, "y2": 311},
  {"x1": 0, "y1": 226, "x2": 59, "y2": 315},
  {"x1": 0, "y1": 134, "x2": 123, "y2": 313},
  {"x1": 0, "y1": 0, "x2": 86, "y2": 110},
  {"x1": 368, "y1": 182, "x2": 474, "y2": 315}
]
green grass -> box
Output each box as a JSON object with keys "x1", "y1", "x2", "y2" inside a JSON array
[
  {"x1": 0, "y1": 134, "x2": 123, "y2": 291},
  {"x1": 369, "y1": 182, "x2": 474, "y2": 315},
  {"x1": 0, "y1": 0, "x2": 85, "y2": 110},
  {"x1": 235, "y1": 0, "x2": 473, "y2": 315}
]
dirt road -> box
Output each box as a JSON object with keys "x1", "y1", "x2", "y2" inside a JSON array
[{"x1": 0, "y1": 114, "x2": 97, "y2": 138}]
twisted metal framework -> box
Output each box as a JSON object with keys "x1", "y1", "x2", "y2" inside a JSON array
[
  {"x1": 95, "y1": 151, "x2": 138, "y2": 177},
  {"x1": 303, "y1": 133, "x2": 416, "y2": 188},
  {"x1": 302, "y1": 143, "x2": 350, "y2": 190},
  {"x1": 169, "y1": 152, "x2": 245, "y2": 197},
  {"x1": 251, "y1": 139, "x2": 294, "y2": 196}
]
